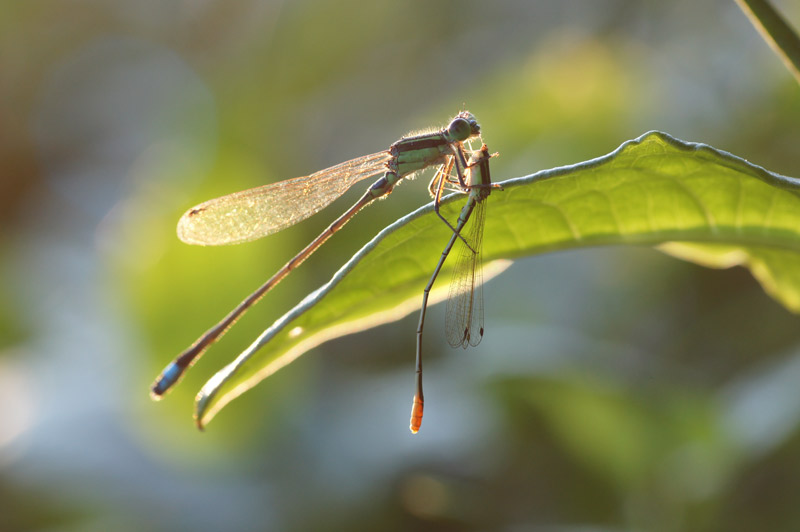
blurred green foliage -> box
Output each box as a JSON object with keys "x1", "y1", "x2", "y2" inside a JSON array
[{"x1": 2, "y1": 1, "x2": 800, "y2": 531}]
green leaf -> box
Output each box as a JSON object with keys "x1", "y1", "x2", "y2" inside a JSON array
[
  {"x1": 194, "y1": 131, "x2": 800, "y2": 428},
  {"x1": 658, "y1": 243, "x2": 800, "y2": 311}
]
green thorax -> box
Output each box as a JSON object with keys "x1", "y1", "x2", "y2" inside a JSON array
[{"x1": 388, "y1": 112, "x2": 481, "y2": 179}]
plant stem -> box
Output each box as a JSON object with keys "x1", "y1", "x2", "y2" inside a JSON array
[{"x1": 735, "y1": 0, "x2": 800, "y2": 85}]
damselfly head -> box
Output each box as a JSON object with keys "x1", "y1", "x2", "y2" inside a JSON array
[
  {"x1": 468, "y1": 143, "x2": 492, "y2": 165},
  {"x1": 446, "y1": 112, "x2": 481, "y2": 142}
]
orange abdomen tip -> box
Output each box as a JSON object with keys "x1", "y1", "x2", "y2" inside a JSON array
[{"x1": 410, "y1": 395, "x2": 424, "y2": 434}]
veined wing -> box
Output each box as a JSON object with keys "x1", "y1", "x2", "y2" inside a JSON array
[
  {"x1": 445, "y1": 197, "x2": 487, "y2": 348},
  {"x1": 177, "y1": 151, "x2": 392, "y2": 246}
]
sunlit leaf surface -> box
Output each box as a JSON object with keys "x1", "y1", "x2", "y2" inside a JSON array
[{"x1": 196, "y1": 131, "x2": 800, "y2": 427}]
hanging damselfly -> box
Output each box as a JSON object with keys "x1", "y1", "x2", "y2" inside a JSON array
[{"x1": 411, "y1": 144, "x2": 498, "y2": 433}]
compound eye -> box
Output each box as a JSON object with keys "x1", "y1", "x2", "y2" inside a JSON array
[{"x1": 447, "y1": 117, "x2": 471, "y2": 141}]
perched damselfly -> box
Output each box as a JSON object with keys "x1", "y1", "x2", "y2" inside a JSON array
[
  {"x1": 411, "y1": 144, "x2": 497, "y2": 433},
  {"x1": 151, "y1": 112, "x2": 483, "y2": 398}
]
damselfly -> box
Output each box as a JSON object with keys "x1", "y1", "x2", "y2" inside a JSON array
[
  {"x1": 151, "y1": 112, "x2": 483, "y2": 398},
  {"x1": 411, "y1": 144, "x2": 497, "y2": 433}
]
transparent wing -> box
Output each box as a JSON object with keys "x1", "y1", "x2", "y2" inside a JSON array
[
  {"x1": 177, "y1": 151, "x2": 392, "y2": 246},
  {"x1": 444, "y1": 198, "x2": 487, "y2": 348}
]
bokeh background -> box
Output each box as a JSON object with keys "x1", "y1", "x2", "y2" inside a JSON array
[{"x1": 3, "y1": 1, "x2": 800, "y2": 530}]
